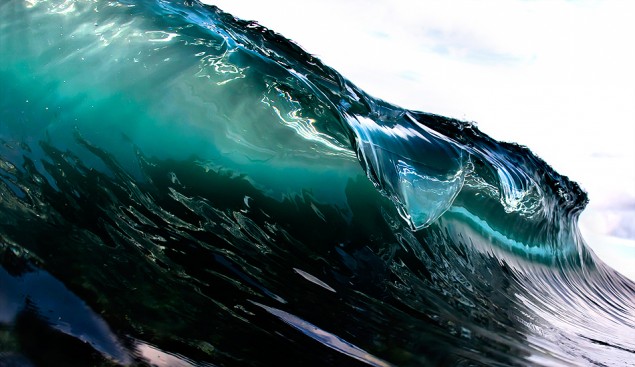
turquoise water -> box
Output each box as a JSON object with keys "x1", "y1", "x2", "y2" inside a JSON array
[{"x1": 1, "y1": 1, "x2": 634, "y2": 366}]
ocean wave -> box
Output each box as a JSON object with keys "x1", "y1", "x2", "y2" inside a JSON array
[{"x1": 1, "y1": 1, "x2": 634, "y2": 366}]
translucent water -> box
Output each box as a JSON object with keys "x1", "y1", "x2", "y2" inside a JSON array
[{"x1": 1, "y1": 1, "x2": 634, "y2": 366}]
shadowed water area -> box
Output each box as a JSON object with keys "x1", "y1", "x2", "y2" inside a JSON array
[{"x1": 1, "y1": 1, "x2": 634, "y2": 366}]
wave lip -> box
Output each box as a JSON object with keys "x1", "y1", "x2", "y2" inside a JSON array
[{"x1": 351, "y1": 113, "x2": 468, "y2": 230}]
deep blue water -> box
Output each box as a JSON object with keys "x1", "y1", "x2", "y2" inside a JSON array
[{"x1": 1, "y1": 1, "x2": 634, "y2": 366}]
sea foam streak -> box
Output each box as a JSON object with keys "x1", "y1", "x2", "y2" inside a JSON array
[{"x1": 1, "y1": 1, "x2": 634, "y2": 366}]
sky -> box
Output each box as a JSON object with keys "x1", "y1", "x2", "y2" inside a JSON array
[{"x1": 202, "y1": 0, "x2": 635, "y2": 279}]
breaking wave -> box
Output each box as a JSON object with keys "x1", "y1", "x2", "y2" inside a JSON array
[{"x1": 1, "y1": 1, "x2": 634, "y2": 366}]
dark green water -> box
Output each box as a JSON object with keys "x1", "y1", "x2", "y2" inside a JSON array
[{"x1": 1, "y1": 1, "x2": 634, "y2": 366}]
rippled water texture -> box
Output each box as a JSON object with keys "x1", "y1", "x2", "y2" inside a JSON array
[{"x1": 1, "y1": 1, "x2": 634, "y2": 366}]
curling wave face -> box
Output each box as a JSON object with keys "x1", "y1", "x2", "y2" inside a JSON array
[{"x1": 1, "y1": 1, "x2": 634, "y2": 366}]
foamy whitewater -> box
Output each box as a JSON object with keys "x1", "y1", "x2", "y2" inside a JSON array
[{"x1": 1, "y1": 1, "x2": 634, "y2": 366}]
